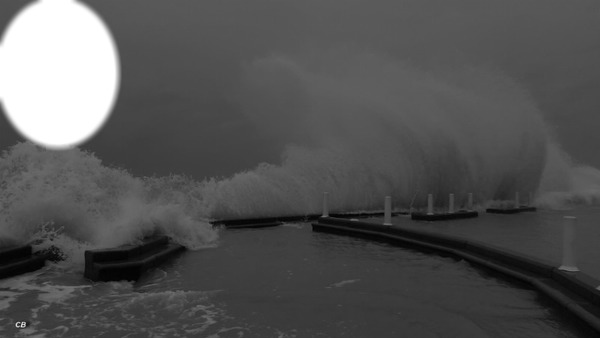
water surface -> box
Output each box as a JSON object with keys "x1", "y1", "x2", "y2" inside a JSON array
[{"x1": 1, "y1": 223, "x2": 595, "y2": 337}]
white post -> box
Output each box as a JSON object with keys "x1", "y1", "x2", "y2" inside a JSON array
[
  {"x1": 322, "y1": 192, "x2": 329, "y2": 217},
  {"x1": 558, "y1": 216, "x2": 579, "y2": 272},
  {"x1": 448, "y1": 193, "x2": 454, "y2": 214},
  {"x1": 515, "y1": 192, "x2": 520, "y2": 208},
  {"x1": 427, "y1": 194, "x2": 434, "y2": 215},
  {"x1": 384, "y1": 196, "x2": 392, "y2": 225},
  {"x1": 528, "y1": 192, "x2": 534, "y2": 206},
  {"x1": 467, "y1": 193, "x2": 473, "y2": 211}
]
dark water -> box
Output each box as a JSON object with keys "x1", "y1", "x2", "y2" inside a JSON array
[
  {"x1": 1, "y1": 223, "x2": 596, "y2": 337},
  {"x1": 377, "y1": 207, "x2": 600, "y2": 279}
]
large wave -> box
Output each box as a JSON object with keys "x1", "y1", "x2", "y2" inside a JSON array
[
  {"x1": 1, "y1": 50, "x2": 599, "y2": 264},
  {"x1": 0, "y1": 143, "x2": 218, "y2": 266},
  {"x1": 220, "y1": 51, "x2": 549, "y2": 215},
  {"x1": 537, "y1": 143, "x2": 600, "y2": 208},
  {"x1": 226, "y1": 51, "x2": 600, "y2": 213}
]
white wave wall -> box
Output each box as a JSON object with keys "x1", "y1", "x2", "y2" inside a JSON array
[
  {"x1": 537, "y1": 143, "x2": 600, "y2": 208},
  {"x1": 209, "y1": 51, "x2": 549, "y2": 217},
  {"x1": 2, "y1": 50, "x2": 599, "y2": 261}
]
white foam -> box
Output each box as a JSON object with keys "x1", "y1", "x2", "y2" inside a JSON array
[
  {"x1": 281, "y1": 223, "x2": 305, "y2": 229},
  {"x1": 327, "y1": 279, "x2": 360, "y2": 288},
  {"x1": 0, "y1": 273, "x2": 90, "y2": 305},
  {"x1": 0, "y1": 142, "x2": 219, "y2": 270},
  {"x1": 0, "y1": 290, "x2": 21, "y2": 311}
]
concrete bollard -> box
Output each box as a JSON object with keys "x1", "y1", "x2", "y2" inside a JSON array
[
  {"x1": 322, "y1": 192, "x2": 329, "y2": 217},
  {"x1": 558, "y1": 216, "x2": 579, "y2": 272},
  {"x1": 427, "y1": 194, "x2": 434, "y2": 215},
  {"x1": 448, "y1": 193, "x2": 455, "y2": 214},
  {"x1": 384, "y1": 196, "x2": 392, "y2": 225},
  {"x1": 467, "y1": 193, "x2": 473, "y2": 211},
  {"x1": 528, "y1": 192, "x2": 534, "y2": 206},
  {"x1": 515, "y1": 192, "x2": 520, "y2": 208}
]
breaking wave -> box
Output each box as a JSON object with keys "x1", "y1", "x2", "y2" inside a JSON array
[
  {"x1": 0, "y1": 143, "x2": 218, "y2": 267},
  {"x1": 1, "y1": 50, "x2": 598, "y2": 264}
]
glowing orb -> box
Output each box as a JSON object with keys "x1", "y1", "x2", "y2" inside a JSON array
[{"x1": 0, "y1": 0, "x2": 120, "y2": 150}]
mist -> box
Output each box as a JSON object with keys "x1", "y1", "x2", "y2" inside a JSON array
[
  {"x1": 1, "y1": 0, "x2": 600, "y2": 260},
  {"x1": 1, "y1": 0, "x2": 599, "y2": 180}
]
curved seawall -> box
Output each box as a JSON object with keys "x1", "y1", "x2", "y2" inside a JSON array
[{"x1": 313, "y1": 216, "x2": 600, "y2": 334}]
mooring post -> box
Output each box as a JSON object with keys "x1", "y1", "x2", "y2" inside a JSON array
[
  {"x1": 448, "y1": 193, "x2": 455, "y2": 214},
  {"x1": 558, "y1": 216, "x2": 579, "y2": 272},
  {"x1": 427, "y1": 194, "x2": 434, "y2": 215},
  {"x1": 322, "y1": 192, "x2": 329, "y2": 217},
  {"x1": 515, "y1": 192, "x2": 520, "y2": 208},
  {"x1": 467, "y1": 193, "x2": 473, "y2": 211},
  {"x1": 384, "y1": 196, "x2": 392, "y2": 225}
]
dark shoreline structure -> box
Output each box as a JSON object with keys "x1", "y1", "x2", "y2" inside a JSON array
[
  {"x1": 312, "y1": 216, "x2": 600, "y2": 334},
  {"x1": 411, "y1": 210, "x2": 478, "y2": 221},
  {"x1": 84, "y1": 236, "x2": 185, "y2": 282},
  {"x1": 486, "y1": 206, "x2": 537, "y2": 214},
  {"x1": 0, "y1": 245, "x2": 48, "y2": 279},
  {"x1": 210, "y1": 210, "x2": 408, "y2": 228},
  {"x1": 213, "y1": 207, "x2": 479, "y2": 228}
]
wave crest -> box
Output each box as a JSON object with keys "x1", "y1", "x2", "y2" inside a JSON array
[{"x1": 0, "y1": 142, "x2": 218, "y2": 265}]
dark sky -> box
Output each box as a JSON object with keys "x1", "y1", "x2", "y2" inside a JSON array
[{"x1": 1, "y1": 0, "x2": 599, "y2": 179}]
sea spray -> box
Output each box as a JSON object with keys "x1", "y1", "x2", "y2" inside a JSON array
[
  {"x1": 228, "y1": 50, "x2": 600, "y2": 213},
  {"x1": 233, "y1": 51, "x2": 549, "y2": 213},
  {"x1": 2, "y1": 49, "x2": 600, "y2": 259},
  {"x1": 0, "y1": 142, "x2": 218, "y2": 266},
  {"x1": 537, "y1": 143, "x2": 600, "y2": 208}
]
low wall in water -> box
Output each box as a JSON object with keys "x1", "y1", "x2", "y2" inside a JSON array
[
  {"x1": 0, "y1": 245, "x2": 48, "y2": 279},
  {"x1": 211, "y1": 211, "x2": 407, "y2": 228},
  {"x1": 312, "y1": 216, "x2": 600, "y2": 334},
  {"x1": 84, "y1": 236, "x2": 185, "y2": 282}
]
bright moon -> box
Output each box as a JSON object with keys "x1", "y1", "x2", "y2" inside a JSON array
[{"x1": 0, "y1": 0, "x2": 120, "y2": 150}]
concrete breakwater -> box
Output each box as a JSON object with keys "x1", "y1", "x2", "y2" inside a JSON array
[
  {"x1": 312, "y1": 216, "x2": 600, "y2": 334},
  {"x1": 0, "y1": 245, "x2": 48, "y2": 280},
  {"x1": 84, "y1": 236, "x2": 185, "y2": 282}
]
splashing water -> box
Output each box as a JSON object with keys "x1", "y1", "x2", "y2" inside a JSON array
[
  {"x1": 1, "y1": 50, "x2": 599, "y2": 264},
  {"x1": 0, "y1": 142, "x2": 218, "y2": 267},
  {"x1": 230, "y1": 51, "x2": 600, "y2": 212},
  {"x1": 537, "y1": 143, "x2": 600, "y2": 208},
  {"x1": 220, "y1": 51, "x2": 544, "y2": 214}
]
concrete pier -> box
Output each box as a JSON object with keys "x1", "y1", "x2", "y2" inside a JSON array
[
  {"x1": 412, "y1": 193, "x2": 478, "y2": 221},
  {"x1": 486, "y1": 206, "x2": 536, "y2": 214},
  {"x1": 487, "y1": 193, "x2": 536, "y2": 214},
  {"x1": 84, "y1": 236, "x2": 185, "y2": 282},
  {"x1": 411, "y1": 210, "x2": 478, "y2": 221},
  {"x1": 383, "y1": 196, "x2": 392, "y2": 225},
  {"x1": 210, "y1": 210, "x2": 409, "y2": 229},
  {"x1": 427, "y1": 194, "x2": 434, "y2": 215},
  {"x1": 322, "y1": 192, "x2": 329, "y2": 218},
  {"x1": 0, "y1": 245, "x2": 48, "y2": 280},
  {"x1": 559, "y1": 216, "x2": 579, "y2": 272},
  {"x1": 311, "y1": 216, "x2": 600, "y2": 334},
  {"x1": 467, "y1": 193, "x2": 474, "y2": 211}
]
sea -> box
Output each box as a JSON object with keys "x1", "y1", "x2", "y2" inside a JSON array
[{"x1": 1, "y1": 220, "x2": 598, "y2": 338}]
